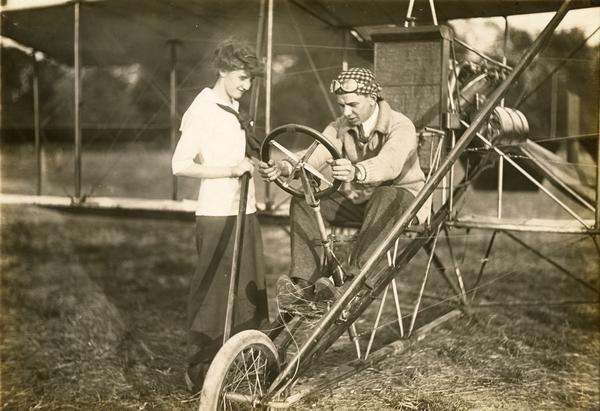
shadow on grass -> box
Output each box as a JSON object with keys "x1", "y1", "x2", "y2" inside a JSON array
[
  {"x1": 1, "y1": 204, "x2": 599, "y2": 410},
  {"x1": 1, "y1": 206, "x2": 198, "y2": 409}
]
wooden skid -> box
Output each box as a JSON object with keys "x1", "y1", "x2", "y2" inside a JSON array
[
  {"x1": 275, "y1": 309, "x2": 462, "y2": 407},
  {"x1": 449, "y1": 216, "x2": 598, "y2": 234}
]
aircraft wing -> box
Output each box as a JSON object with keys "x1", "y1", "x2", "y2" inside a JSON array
[
  {"x1": 290, "y1": 0, "x2": 596, "y2": 26},
  {"x1": 2, "y1": 0, "x2": 595, "y2": 66}
]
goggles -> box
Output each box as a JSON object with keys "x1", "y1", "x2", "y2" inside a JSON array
[{"x1": 329, "y1": 78, "x2": 366, "y2": 94}]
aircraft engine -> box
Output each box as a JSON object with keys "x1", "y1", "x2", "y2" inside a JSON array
[{"x1": 486, "y1": 106, "x2": 529, "y2": 145}]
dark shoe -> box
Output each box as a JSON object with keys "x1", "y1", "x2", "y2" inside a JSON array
[
  {"x1": 292, "y1": 277, "x2": 315, "y2": 299},
  {"x1": 276, "y1": 275, "x2": 314, "y2": 307},
  {"x1": 184, "y1": 363, "x2": 205, "y2": 394},
  {"x1": 313, "y1": 277, "x2": 339, "y2": 301}
]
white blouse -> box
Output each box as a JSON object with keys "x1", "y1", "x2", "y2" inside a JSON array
[{"x1": 172, "y1": 88, "x2": 257, "y2": 216}]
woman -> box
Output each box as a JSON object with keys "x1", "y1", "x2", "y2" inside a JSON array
[{"x1": 171, "y1": 39, "x2": 267, "y2": 393}]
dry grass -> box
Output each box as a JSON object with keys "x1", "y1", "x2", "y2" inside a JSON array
[
  {"x1": 1, "y1": 142, "x2": 599, "y2": 410},
  {"x1": 293, "y1": 221, "x2": 599, "y2": 410},
  {"x1": 1, "y1": 204, "x2": 598, "y2": 410}
]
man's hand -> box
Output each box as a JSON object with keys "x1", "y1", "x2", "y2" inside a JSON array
[
  {"x1": 327, "y1": 158, "x2": 355, "y2": 182},
  {"x1": 258, "y1": 160, "x2": 289, "y2": 182},
  {"x1": 232, "y1": 157, "x2": 254, "y2": 177}
]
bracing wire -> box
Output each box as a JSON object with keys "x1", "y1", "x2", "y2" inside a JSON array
[
  {"x1": 515, "y1": 25, "x2": 600, "y2": 108},
  {"x1": 83, "y1": 109, "x2": 162, "y2": 198},
  {"x1": 349, "y1": 231, "x2": 593, "y2": 339},
  {"x1": 530, "y1": 133, "x2": 599, "y2": 145},
  {"x1": 83, "y1": 48, "x2": 208, "y2": 197},
  {"x1": 285, "y1": 0, "x2": 338, "y2": 120},
  {"x1": 25, "y1": 76, "x2": 82, "y2": 197},
  {"x1": 82, "y1": 65, "x2": 167, "y2": 197},
  {"x1": 465, "y1": 145, "x2": 598, "y2": 170}
]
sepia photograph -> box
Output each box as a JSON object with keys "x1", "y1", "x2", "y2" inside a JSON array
[{"x1": 1, "y1": 0, "x2": 598, "y2": 409}]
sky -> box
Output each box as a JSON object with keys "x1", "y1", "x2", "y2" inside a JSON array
[{"x1": 451, "y1": 7, "x2": 600, "y2": 53}]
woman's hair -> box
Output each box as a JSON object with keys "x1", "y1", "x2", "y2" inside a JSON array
[{"x1": 211, "y1": 38, "x2": 263, "y2": 77}]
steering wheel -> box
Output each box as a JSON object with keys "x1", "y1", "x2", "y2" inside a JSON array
[{"x1": 260, "y1": 124, "x2": 342, "y2": 199}]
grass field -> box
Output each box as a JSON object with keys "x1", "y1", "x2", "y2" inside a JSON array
[{"x1": 1, "y1": 141, "x2": 599, "y2": 410}]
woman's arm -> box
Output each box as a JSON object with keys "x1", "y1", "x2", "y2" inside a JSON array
[
  {"x1": 172, "y1": 106, "x2": 254, "y2": 179},
  {"x1": 173, "y1": 156, "x2": 253, "y2": 179}
]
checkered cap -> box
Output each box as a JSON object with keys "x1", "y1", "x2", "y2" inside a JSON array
[{"x1": 334, "y1": 67, "x2": 381, "y2": 97}]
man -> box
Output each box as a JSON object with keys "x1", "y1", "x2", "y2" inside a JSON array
[{"x1": 259, "y1": 67, "x2": 430, "y2": 299}]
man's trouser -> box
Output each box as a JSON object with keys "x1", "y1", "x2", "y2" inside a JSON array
[{"x1": 289, "y1": 185, "x2": 415, "y2": 283}]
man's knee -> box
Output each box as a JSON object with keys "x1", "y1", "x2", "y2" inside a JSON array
[
  {"x1": 366, "y1": 186, "x2": 398, "y2": 213},
  {"x1": 290, "y1": 196, "x2": 310, "y2": 216},
  {"x1": 370, "y1": 186, "x2": 414, "y2": 209},
  {"x1": 363, "y1": 186, "x2": 415, "y2": 226},
  {"x1": 370, "y1": 185, "x2": 398, "y2": 202}
]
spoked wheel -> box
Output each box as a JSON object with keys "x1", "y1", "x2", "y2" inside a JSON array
[
  {"x1": 199, "y1": 330, "x2": 280, "y2": 410},
  {"x1": 260, "y1": 124, "x2": 342, "y2": 199}
]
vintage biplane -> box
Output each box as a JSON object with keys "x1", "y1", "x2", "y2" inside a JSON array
[{"x1": 1, "y1": 0, "x2": 599, "y2": 409}]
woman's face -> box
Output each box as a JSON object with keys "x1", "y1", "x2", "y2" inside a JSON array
[{"x1": 221, "y1": 69, "x2": 253, "y2": 101}]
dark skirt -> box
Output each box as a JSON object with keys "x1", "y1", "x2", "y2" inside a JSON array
[{"x1": 187, "y1": 213, "x2": 267, "y2": 366}]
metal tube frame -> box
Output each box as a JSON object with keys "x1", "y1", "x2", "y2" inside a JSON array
[
  {"x1": 32, "y1": 50, "x2": 42, "y2": 195},
  {"x1": 596, "y1": 110, "x2": 600, "y2": 229},
  {"x1": 497, "y1": 15, "x2": 508, "y2": 219},
  {"x1": 169, "y1": 39, "x2": 179, "y2": 201},
  {"x1": 270, "y1": 156, "x2": 493, "y2": 399},
  {"x1": 271, "y1": 155, "x2": 492, "y2": 399},
  {"x1": 73, "y1": 1, "x2": 82, "y2": 200},
  {"x1": 390, "y1": 278, "x2": 404, "y2": 338},
  {"x1": 267, "y1": 1, "x2": 573, "y2": 396},
  {"x1": 408, "y1": 226, "x2": 441, "y2": 337},
  {"x1": 443, "y1": 226, "x2": 468, "y2": 303},
  {"x1": 470, "y1": 230, "x2": 497, "y2": 301},
  {"x1": 342, "y1": 30, "x2": 349, "y2": 71},
  {"x1": 364, "y1": 285, "x2": 388, "y2": 359},
  {"x1": 364, "y1": 241, "x2": 406, "y2": 357},
  {"x1": 404, "y1": 0, "x2": 415, "y2": 27},
  {"x1": 423, "y1": 241, "x2": 466, "y2": 303},
  {"x1": 250, "y1": 0, "x2": 266, "y2": 121},
  {"x1": 264, "y1": 0, "x2": 274, "y2": 210}
]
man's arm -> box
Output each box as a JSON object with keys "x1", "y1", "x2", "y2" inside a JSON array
[
  {"x1": 356, "y1": 117, "x2": 417, "y2": 184},
  {"x1": 304, "y1": 123, "x2": 343, "y2": 170}
]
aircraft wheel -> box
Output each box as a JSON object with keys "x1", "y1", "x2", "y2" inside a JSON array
[{"x1": 199, "y1": 330, "x2": 280, "y2": 410}]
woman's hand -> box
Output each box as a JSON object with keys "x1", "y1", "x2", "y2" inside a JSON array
[
  {"x1": 231, "y1": 158, "x2": 255, "y2": 177},
  {"x1": 258, "y1": 160, "x2": 292, "y2": 182}
]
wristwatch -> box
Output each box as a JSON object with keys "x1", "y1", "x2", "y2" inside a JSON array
[{"x1": 353, "y1": 164, "x2": 366, "y2": 182}]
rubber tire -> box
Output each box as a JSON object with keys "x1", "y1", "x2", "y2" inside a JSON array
[{"x1": 199, "y1": 330, "x2": 280, "y2": 410}]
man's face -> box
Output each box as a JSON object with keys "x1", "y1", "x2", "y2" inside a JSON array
[
  {"x1": 222, "y1": 69, "x2": 253, "y2": 101},
  {"x1": 335, "y1": 93, "x2": 376, "y2": 125}
]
